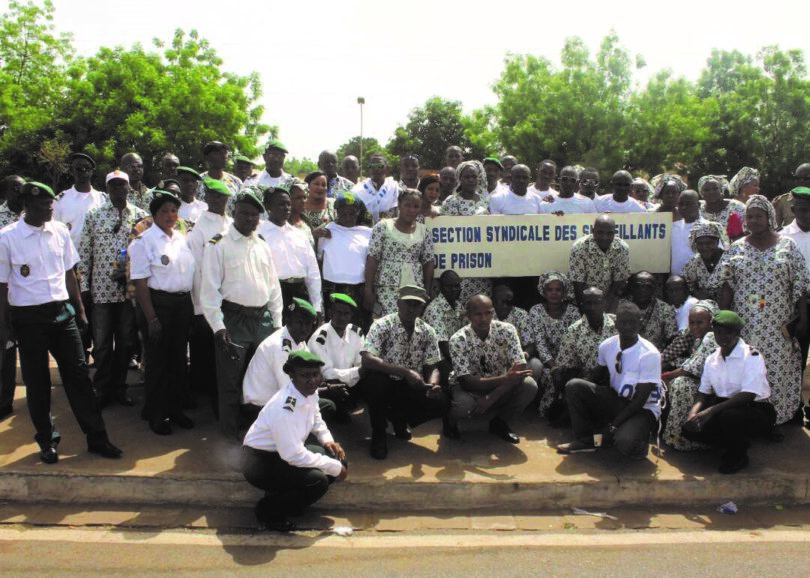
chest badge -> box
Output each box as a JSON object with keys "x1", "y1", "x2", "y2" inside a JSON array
[
  {"x1": 160, "y1": 255, "x2": 170, "y2": 265},
  {"x1": 20, "y1": 264, "x2": 30, "y2": 277}
]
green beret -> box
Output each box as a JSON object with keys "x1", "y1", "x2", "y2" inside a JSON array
[
  {"x1": 233, "y1": 190, "x2": 265, "y2": 213},
  {"x1": 264, "y1": 138, "x2": 288, "y2": 153},
  {"x1": 149, "y1": 189, "x2": 181, "y2": 215},
  {"x1": 204, "y1": 177, "x2": 232, "y2": 197},
  {"x1": 330, "y1": 293, "x2": 357, "y2": 308},
  {"x1": 398, "y1": 284, "x2": 427, "y2": 303},
  {"x1": 791, "y1": 186, "x2": 810, "y2": 201},
  {"x1": 177, "y1": 166, "x2": 202, "y2": 180},
  {"x1": 483, "y1": 157, "x2": 504, "y2": 169},
  {"x1": 21, "y1": 181, "x2": 56, "y2": 199},
  {"x1": 288, "y1": 297, "x2": 317, "y2": 318},
  {"x1": 233, "y1": 154, "x2": 256, "y2": 165},
  {"x1": 283, "y1": 350, "x2": 325, "y2": 373},
  {"x1": 712, "y1": 310, "x2": 745, "y2": 331}
]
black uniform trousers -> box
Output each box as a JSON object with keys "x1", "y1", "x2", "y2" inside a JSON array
[
  {"x1": 359, "y1": 370, "x2": 449, "y2": 436},
  {"x1": 682, "y1": 397, "x2": 776, "y2": 458},
  {"x1": 11, "y1": 301, "x2": 107, "y2": 449}
]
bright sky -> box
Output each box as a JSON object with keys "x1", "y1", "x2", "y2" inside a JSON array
[{"x1": 14, "y1": 1, "x2": 810, "y2": 162}]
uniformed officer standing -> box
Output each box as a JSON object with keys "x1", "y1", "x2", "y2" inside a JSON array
[
  {"x1": 200, "y1": 190, "x2": 283, "y2": 443},
  {"x1": 0, "y1": 182, "x2": 122, "y2": 463},
  {"x1": 242, "y1": 351, "x2": 347, "y2": 532}
]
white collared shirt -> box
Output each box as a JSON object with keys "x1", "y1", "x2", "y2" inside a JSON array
[
  {"x1": 54, "y1": 186, "x2": 107, "y2": 248},
  {"x1": 308, "y1": 321, "x2": 364, "y2": 387},
  {"x1": 128, "y1": 223, "x2": 195, "y2": 293},
  {"x1": 200, "y1": 223, "x2": 283, "y2": 333},
  {"x1": 187, "y1": 211, "x2": 232, "y2": 315},
  {"x1": 781, "y1": 220, "x2": 810, "y2": 276},
  {"x1": 242, "y1": 326, "x2": 308, "y2": 406},
  {"x1": 257, "y1": 220, "x2": 322, "y2": 312},
  {"x1": 243, "y1": 381, "x2": 342, "y2": 476},
  {"x1": 0, "y1": 219, "x2": 76, "y2": 306},
  {"x1": 352, "y1": 177, "x2": 400, "y2": 223},
  {"x1": 179, "y1": 198, "x2": 208, "y2": 224},
  {"x1": 700, "y1": 338, "x2": 770, "y2": 401}
]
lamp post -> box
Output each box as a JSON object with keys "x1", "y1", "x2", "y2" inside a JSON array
[{"x1": 357, "y1": 96, "x2": 365, "y2": 178}]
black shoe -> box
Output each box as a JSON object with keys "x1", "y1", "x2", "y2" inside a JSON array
[
  {"x1": 442, "y1": 418, "x2": 460, "y2": 440},
  {"x1": 170, "y1": 413, "x2": 194, "y2": 429},
  {"x1": 489, "y1": 417, "x2": 520, "y2": 444},
  {"x1": 114, "y1": 392, "x2": 135, "y2": 407},
  {"x1": 39, "y1": 445, "x2": 59, "y2": 464},
  {"x1": 149, "y1": 418, "x2": 172, "y2": 436},
  {"x1": 718, "y1": 453, "x2": 749, "y2": 474},
  {"x1": 0, "y1": 405, "x2": 13, "y2": 421},
  {"x1": 128, "y1": 357, "x2": 140, "y2": 370},
  {"x1": 254, "y1": 499, "x2": 296, "y2": 532},
  {"x1": 88, "y1": 440, "x2": 123, "y2": 459},
  {"x1": 370, "y1": 434, "x2": 388, "y2": 460},
  {"x1": 393, "y1": 423, "x2": 412, "y2": 440}
]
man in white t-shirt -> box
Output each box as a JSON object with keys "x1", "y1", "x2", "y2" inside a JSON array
[
  {"x1": 352, "y1": 153, "x2": 400, "y2": 223},
  {"x1": 527, "y1": 159, "x2": 557, "y2": 199},
  {"x1": 243, "y1": 138, "x2": 290, "y2": 189},
  {"x1": 594, "y1": 171, "x2": 646, "y2": 213},
  {"x1": 557, "y1": 302, "x2": 662, "y2": 459},
  {"x1": 489, "y1": 164, "x2": 550, "y2": 215},
  {"x1": 544, "y1": 166, "x2": 597, "y2": 215}
]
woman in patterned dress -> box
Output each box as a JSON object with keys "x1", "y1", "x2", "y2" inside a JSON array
[
  {"x1": 682, "y1": 221, "x2": 727, "y2": 301},
  {"x1": 441, "y1": 161, "x2": 491, "y2": 304},
  {"x1": 287, "y1": 179, "x2": 315, "y2": 248},
  {"x1": 717, "y1": 195, "x2": 809, "y2": 425},
  {"x1": 304, "y1": 170, "x2": 336, "y2": 229},
  {"x1": 699, "y1": 175, "x2": 745, "y2": 241},
  {"x1": 527, "y1": 271, "x2": 581, "y2": 415},
  {"x1": 650, "y1": 173, "x2": 686, "y2": 222},
  {"x1": 728, "y1": 167, "x2": 760, "y2": 205},
  {"x1": 417, "y1": 174, "x2": 442, "y2": 220},
  {"x1": 364, "y1": 188, "x2": 434, "y2": 317}
]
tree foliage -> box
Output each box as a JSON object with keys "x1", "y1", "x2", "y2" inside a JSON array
[{"x1": 336, "y1": 136, "x2": 385, "y2": 166}]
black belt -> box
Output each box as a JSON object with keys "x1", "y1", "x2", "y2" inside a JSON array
[
  {"x1": 149, "y1": 288, "x2": 189, "y2": 297},
  {"x1": 221, "y1": 299, "x2": 269, "y2": 318},
  {"x1": 280, "y1": 277, "x2": 304, "y2": 284}
]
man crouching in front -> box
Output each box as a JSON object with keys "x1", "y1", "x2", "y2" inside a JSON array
[{"x1": 241, "y1": 351, "x2": 347, "y2": 532}]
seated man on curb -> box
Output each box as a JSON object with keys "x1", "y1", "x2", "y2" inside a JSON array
[
  {"x1": 360, "y1": 285, "x2": 449, "y2": 460},
  {"x1": 242, "y1": 351, "x2": 347, "y2": 532},
  {"x1": 557, "y1": 301, "x2": 662, "y2": 459},
  {"x1": 681, "y1": 310, "x2": 776, "y2": 474},
  {"x1": 423, "y1": 270, "x2": 465, "y2": 384},
  {"x1": 242, "y1": 298, "x2": 345, "y2": 429},
  {"x1": 444, "y1": 295, "x2": 538, "y2": 442},
  {"x1": 308, "y1": 293, "x2": 366, "y2": 422}
]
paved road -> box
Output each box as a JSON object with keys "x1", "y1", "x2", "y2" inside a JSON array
[{"x1": 2, "y1": 526, "x2": 807, "y2": 576}]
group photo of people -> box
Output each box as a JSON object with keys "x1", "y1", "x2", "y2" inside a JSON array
[{"x1": 1, "y1": 137, "x2": 809, "y2": 531}]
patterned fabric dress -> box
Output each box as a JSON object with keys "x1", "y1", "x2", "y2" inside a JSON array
[
  {"x1": 304, "y1": 198, "x2": 336, "y2": 228},
  {"x1": 368, "y1": 219, "x2": 434, "y2": 316},
  {"x1": 440, "y1": 194, "x2": 491, "y2": 303},
  {"x1": 663, "y1": 332, "x2": 718, "y2": 451},
  {"x1": 682, "y1": 253, "x2": 722, "y2": 301},
  {"x1": 700, "y1": 199, "x2": 745, "y2": 239},
  {"x1": 716, "y1": 236, "x2": 810, "y2": 424},
  {"x1": 528, "y1": 303, "x2": 581, "y2": 413}
]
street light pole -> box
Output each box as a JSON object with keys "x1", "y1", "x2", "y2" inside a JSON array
[{"x1": 357, "y1": 96, "x2": 365, "y2": 179}]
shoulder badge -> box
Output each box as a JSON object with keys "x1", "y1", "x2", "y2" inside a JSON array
[
  {"x1": 350, "y1": 324, "x2": 364, "y2": 337},
  {"x1": 315, "y1": 328, "x2": 327, "y2": 346},
  {"x1": 282, "y1": 396, "x2": 296, "y2": 412},
  {"x1": 751, "y1": 349, "x2": 760, "y2": 356},
  {"x1": 282, "y1": 338, "x2": 292, "y2": 353},
  {"x1": 208, "y1": 234, "x2": 223, "y2": 245}
]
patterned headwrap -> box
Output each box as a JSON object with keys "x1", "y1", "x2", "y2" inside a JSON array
[
  {"x1": 692, "y1": 299, "x2": 719, "y2": 317},
  {"x1": 651, "y1": 173, "x2": 688, "y2": 199},
  {"x1": 631, "y1": 178, "x2": 654, "y2": 197},
  {"x1": 455, "y1": 160, "x2": 487, "y2": 196},
  {"x1": 744, "y1": 194, "x2": 777, "y2": 232},
  {"x1": 537, "y1": 270, "x2": 568, "y2": 293},
  {"x1": 333, "y1": 191, "x2": 370, "y2": 224},
  {"x1": 697, "y1": 175, "x2": 728, "y2": 196},
  {"x1": 729, "y1": 167, "x2": 759, "y2": 197},
  {"x1": 688, "y1": 221, "x2": 729, "y2": 252}
]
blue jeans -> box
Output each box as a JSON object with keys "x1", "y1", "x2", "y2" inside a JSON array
[{"x1": 91, "y1": 301, "x2": 136, "y2": 397}]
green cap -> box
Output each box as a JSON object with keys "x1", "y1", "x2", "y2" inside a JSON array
[
  {"x1": 329, "y1": 293, "x2": 357, "y2": 308},
  {"x1": 177, "y1": 166, "x2": 202, "y2": 180},
  {"x1": 233, "y1": 190, "x2": 265, "y2": 213},
  {"x1": 264, "y1": 138, "x2": 288, "y2": 153},
  {"x1": 483, "y1": 157, "x2": 504, "y2": 169},
  {"x1": 712, "y1": 310, "x2": 745, "y2": 331},
  {"x1": 21, "y1": 181, "x2": 56, "y2": 199},
  {"x1": 397, "y1": 284, "x2": 427, "y2": 304},
  {"x1": 204, "y1": 177, "x2": 232, "y2": 197},
  {"x1": 288, "y1": 297, "x2": 317, "y2": 318},
  {"x1": 283, "y1": 350, "x2": 325, "y2": 373},
  {"x1": 233, "y1": 154, "x2": 256, "y2": 165},
  {"x1": 791, "y1": 186, "x2": 810, "y2": 200}
]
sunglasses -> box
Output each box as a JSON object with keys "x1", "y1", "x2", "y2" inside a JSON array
[
  {"x1": 615, "y1": 350, "x2": 623, "y2": 374},
  {"x1": 369, "y1": 162, "x2": 386, "y2": 169},
  {"x1": 559, "y1": 176, "x2": 578, "y2": 182}
]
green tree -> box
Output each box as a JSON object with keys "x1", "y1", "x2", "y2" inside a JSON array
[
  {"x1": 336, "y1": 136, "x2": 385, "y2": 167},
  {"x1": 284, "y1": 157, "x2": 318, "y2": 178}
]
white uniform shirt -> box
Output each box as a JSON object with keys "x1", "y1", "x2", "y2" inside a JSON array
[
  {"x1": 675, "y1": 296, "x2": 698, "y2": 331},
  {"x1": 200, "y1": 223, "x2": 283, "y2": 333},
  {"x1": 308, "y1": 322, "x2": 364, "y2": 387},
  {"x1": 257, "y1": 220, "x2": 322, "y2": 312},
  {"x1": 594, "y1": 195, "x2": 646, "y2": 213},
  {"x1": 0, "y1": 219, "x2": 76, "y2": 306},
  {"x1": 545, "y1": 194, "x2": 597, "y2": 214},
  {"x1": 700, "y1": 339, "x2": 770, "y2": 401},
  {"x1": 54, "y1": 186, "x2": 107, "y2": 248},
  {"x1": 187, "y1": 211, "x2": 232, "y2": 315},
  {"x1": 781, "y1": 220, "x2": 810, "y2": 276},
  {"x1": 352, "y1": 177, "x2": 399, "y2": 223},
  {"x1": 243, "y1": 380, "x2": 342, "y2": 476},
  {"x1": 489, "y1": 189, "x2": 549, "y2": 215},
  {"x1": 671, "y1": 219, "x2": 699, "y2": 275},
  {"x1": 128, "y1": 224, "x2": 195, "y2": 292},
  {"x1": 597, "y1": 335, "x2": 663, "y2": 418},
  {"x1": 179, "y1": 198, "x2": 208, "y2": 224},
  {"x1": 318, "y1": 223, "x2": 372, "y2": 285},
  {"x1": 242, "y1": 326, "x2": 308, "y2": 406}
]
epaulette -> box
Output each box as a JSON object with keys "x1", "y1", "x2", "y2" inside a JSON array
[
  {"x1": 349, "y1": 324, "x2": 364, "y2": 337},
  {"x1": 315, "y1": 328, "x2": 327, "y2": 345},
  {"x1": 258, "y1": 234, "x2": 265, "y2": 241},
  {"x1": 282, "y1": 338, "x2": 292, "y2": 353},
  {"x1": 751, "y1": 349, "x2": 760, "y2": 356},
  {"x1": 282, "y1": 395, "x2": 296, "y2": 413},
  {"x1": 208, "y1": 234, "x2": 223, "y2": 244}
]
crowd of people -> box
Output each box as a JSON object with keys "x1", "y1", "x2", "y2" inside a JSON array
[{"x1": 1, "y1": 138, "x2": 810, "y2": 532}]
